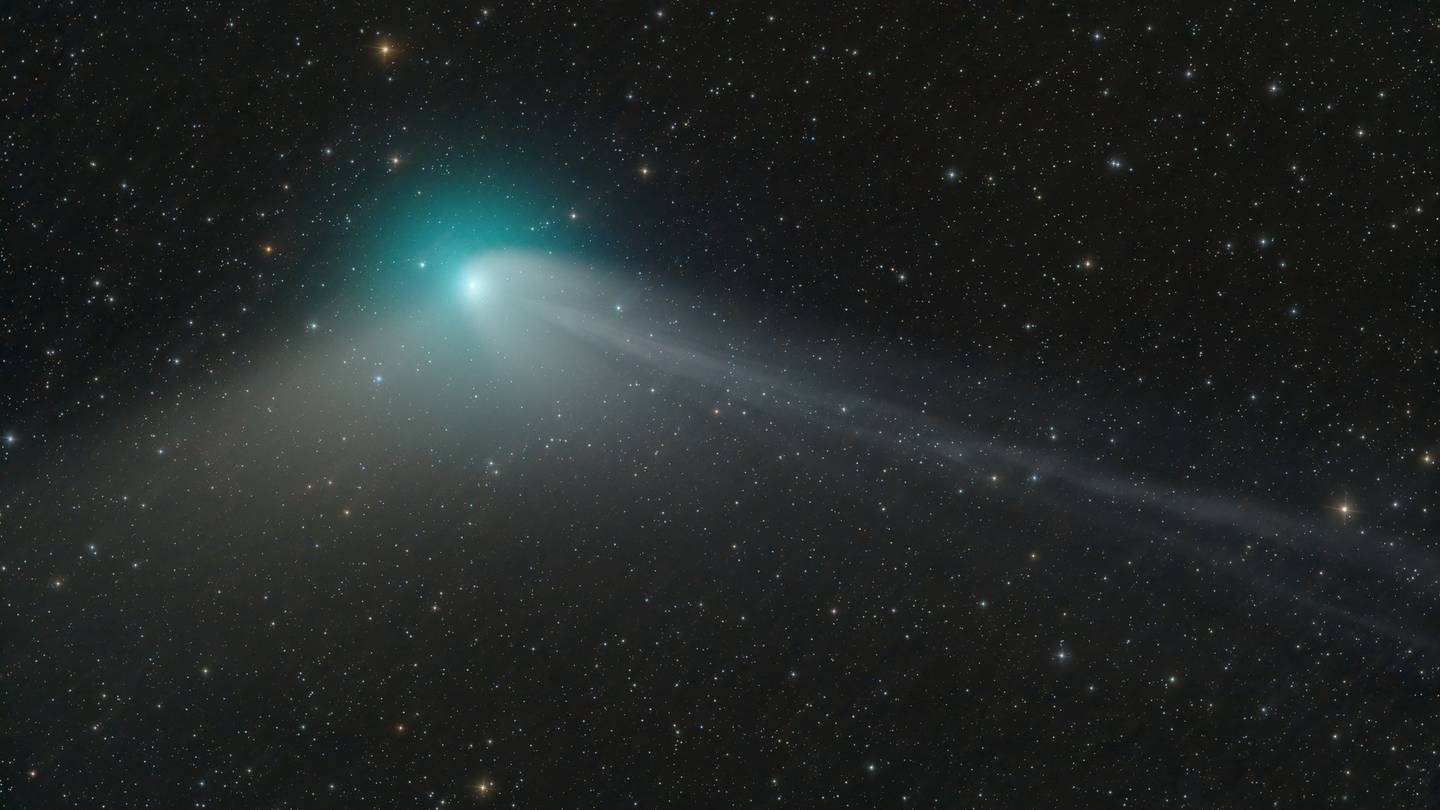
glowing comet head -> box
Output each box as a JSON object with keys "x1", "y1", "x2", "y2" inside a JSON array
[{"x1": 461, "y1": 272, "x2": 486, "y2": 302}]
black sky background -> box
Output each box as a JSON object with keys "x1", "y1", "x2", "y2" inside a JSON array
[{"x1": 5, "y1": 2, "x2": 1440, "y2": 807}]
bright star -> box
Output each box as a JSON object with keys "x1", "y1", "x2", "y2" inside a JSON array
[{"x1": 1329, "y1": 498, "x2": 1358, "y2": 519}]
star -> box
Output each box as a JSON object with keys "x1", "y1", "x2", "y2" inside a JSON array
[{"x1": 1330, "y1": 498, "x2": 1358, "y2": 519}]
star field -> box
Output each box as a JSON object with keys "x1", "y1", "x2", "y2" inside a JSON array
[{"x1": 4, "y1": 3, "x2": 1440, "y2": 808}]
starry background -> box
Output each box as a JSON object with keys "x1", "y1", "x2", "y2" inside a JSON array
[{"x1": 5, "y1": 2, "x2": 1440, "y2": 807}]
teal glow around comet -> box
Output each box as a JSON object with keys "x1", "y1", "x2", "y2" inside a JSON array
[{"x1": 353, "y1": 172, "x2": 583, "y2": 307}]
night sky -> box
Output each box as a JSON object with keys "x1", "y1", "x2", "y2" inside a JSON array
[{"x1": 6, "y1": 3, "x2": 1440, "y2": 807}]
